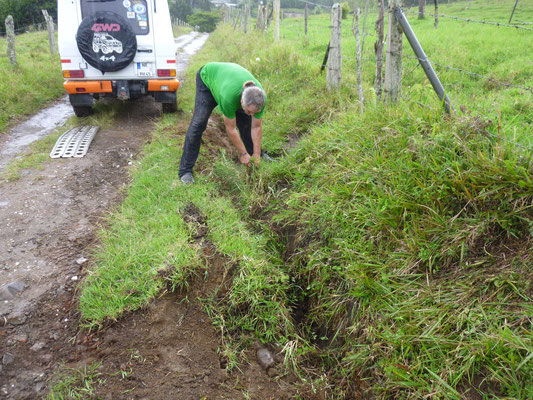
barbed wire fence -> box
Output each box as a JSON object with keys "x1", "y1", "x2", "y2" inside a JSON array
[
  {"x1": 0, "y1": 21, "x2": 49, "y2": 37},
  {"x1": 226, "y1": 0, "x2": 532, "y2": 152},
  {"x1": 404, "y1": 8, "x2": 533, "y2": 32},
  {"x1": 2, "y1": 13, "x2": 56, "y2": 64},
  {"x1": 398, "y1": 6, "x2": 533, "y2": 152}
]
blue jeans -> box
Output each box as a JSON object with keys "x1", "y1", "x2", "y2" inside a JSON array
[{"x1": 179, "y1": 68, "x2": 256, "y2": 177}]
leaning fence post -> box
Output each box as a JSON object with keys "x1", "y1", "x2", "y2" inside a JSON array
[
  {"x1": 5, "y1": 15, "x2": 17, "y2": 65},
  {"x1": 41, "y1": 10, "x2": 57, "y2": 54},
  {"x1": 327, "y1": 3, "x2": 342, "y2": 90},
  {"x1": 384, "y1": 0, "x2": 403, "y2": 103},
  {"x1": 394, "y1": 7, "x2": 454, "y2": 114}
]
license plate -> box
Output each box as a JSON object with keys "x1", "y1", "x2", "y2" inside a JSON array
[{"x1": 137, "y1": 62, "x2": 152, "y2": 76}]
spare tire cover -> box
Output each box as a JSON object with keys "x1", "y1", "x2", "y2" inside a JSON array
[{"x1": 76, "y1": 11, "x2": 137, "y2": 73}]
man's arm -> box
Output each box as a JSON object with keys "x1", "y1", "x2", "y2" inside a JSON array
[
  {"x1": 251, "y1": 117, "x2": 263, "y2": 161},
  {"x1": 223, "y1": 115, "x2": 251, "y2": 165}
]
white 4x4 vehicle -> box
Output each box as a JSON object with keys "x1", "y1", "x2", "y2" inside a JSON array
[{"x1": 58, "y1": 0, "x2": 179, "y2": 116}]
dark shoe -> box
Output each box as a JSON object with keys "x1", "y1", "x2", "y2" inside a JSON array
[
  {"x1": 262, "y1": 153, "x2": 276, "y2": 162},
  {"x1": 180, "y1": 172, "x2": 195, "y2": 184}
]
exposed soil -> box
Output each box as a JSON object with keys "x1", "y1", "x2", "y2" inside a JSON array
[{"x1": 0, "y1": 72, "x2": 313, "y2": 400}]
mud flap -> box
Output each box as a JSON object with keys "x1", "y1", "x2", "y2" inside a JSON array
[
  {"x1": 69, "y1": 93, "x2": 94, "y2": 107},
  {"x1": 153, "y1": 91, "x2": 176, "y2": 103}
]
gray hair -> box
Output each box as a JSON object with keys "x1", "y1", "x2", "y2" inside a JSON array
[{"x1": 242, "y1": 85, "x2": 266, "y2": 111}]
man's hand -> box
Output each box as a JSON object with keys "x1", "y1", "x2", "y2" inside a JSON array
[
  {"x1": 250, "y1": 153, "x2": 261, "y2": 165},
  {"x1": 239, "y1": 152, "x2": 252, "y2": 165}
]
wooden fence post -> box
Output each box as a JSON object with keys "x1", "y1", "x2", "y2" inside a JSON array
[
  {"x1": 418, "y1": 0, "x2": 425, "y2": 19},
  {"x1": 263, "y1": 5, "x2": 269, "y2": 30},
  {"x1": 5, "y1": 16, "x2": 17, "y2": 65},
  {"x1": 327, "y1": 4, "x2": 342, "y2": 90},
  {"x1": 434, "y1": 0, "x2": 439, "y2": 28},
  {"x1": 354, "y1": 7, "x2": 364, "y2": 111},
  {"x1": 509, "y1": 0, "x2": 519, "y2": 24},
  {"x1": 244, "y1": 1, "x2": 249, "y2": 33},
  {"x1": 375, "y1": 0, "x2": 384, "y2": 99},
  {"x1": 257, "y1": 4, "x2": 264, "y2": 30},
  {"x1": 273, "y1": 0, "x2": 280, "y2": 41},
  {"x1": 304, "y1": 3, "x2": 308, "y2": 36},
  {"x1": 394, "y1": 7, "x2": 454, "y2": 114},
  {"x1": 41, "y1": 10, "x2": 57, "y2": 54},
  {"x1": 384, "y1": 0, "x2": 403, "y2": 103}
]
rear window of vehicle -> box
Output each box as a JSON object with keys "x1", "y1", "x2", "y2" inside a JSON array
[{"x1": 81, "y1": 0, "x2": 150, "y2": 35}]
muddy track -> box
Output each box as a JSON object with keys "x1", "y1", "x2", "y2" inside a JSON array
[{"x1": 0, "y1": 96, "x2": 156, "y2": 398}]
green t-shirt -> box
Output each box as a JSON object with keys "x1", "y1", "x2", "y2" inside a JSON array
[{"x1": 200, "y1": 62, "x2": 266, "y2": 119}]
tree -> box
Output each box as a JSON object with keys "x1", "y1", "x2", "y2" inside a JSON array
[
  {"x1": 192, "y1": 0, "x2": 212, "y2": 12},
  {"x1": 0, "y1": 0, "x2": 57, "y2": 34},
  {"x1": 187, "y1": 10, "x2": 221, "y2": 32},
  {"x1": 169, "y1": 0, "x2": 193, "y2": 21}
]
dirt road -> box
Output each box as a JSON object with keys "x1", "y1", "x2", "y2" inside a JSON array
[{"x1": 0, "y1": 32, "x2": 306, "y2": 399}]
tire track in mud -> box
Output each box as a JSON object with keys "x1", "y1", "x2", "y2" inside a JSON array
[
  {"x1": 0, "y1": 97, "x2": 159, "y2": 399},
  {"x1": 76, "y1": 202, "x2": 302, "y2": 400}
]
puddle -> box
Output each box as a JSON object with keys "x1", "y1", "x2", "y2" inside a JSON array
[
  {"x1": 0, "y1": 96, "x2": 73, "y2": 171},
  {"x1": 175, "y1": 32, "x2": 210, "y2": 76}
]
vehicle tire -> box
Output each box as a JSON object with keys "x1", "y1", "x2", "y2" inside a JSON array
[
  {"x1": 76, "y1": 11, "x2": 137, "y2": 73},
  {"x1": 162, "y1": 102, "x2": 177, "y2": 113},
  {"x1": 73, "y1": 106, "x2": 93, "y2": 118}
]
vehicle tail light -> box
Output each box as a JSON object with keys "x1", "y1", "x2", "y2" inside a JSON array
[
  {"x1": 76, "y1": 88, "x2": 86, "y2": 93},
  {"x1": 61, "y1": 59, "x2": 71, "y2": 64},
  {"x1": 157, "y1": 69, "x2": 176, "y2": 77},
  {"x1": 63, "y1": 70, "x2": 84, "y2": 78}
]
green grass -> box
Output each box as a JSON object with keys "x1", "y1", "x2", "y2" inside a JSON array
[
  {"x1": 254, "y1": 103, "x2": 533, "y2": 398},
  {"x1": 172, "y1": 24, "x2": 193, "y2": 37},
  {"x1": 0, "y1": 31, "x2": 64, "y2": 133},
  {"x1": 78, "y1": 114, "x2": 293, "y2": 339},
  {"x1": 46, "y1": 363, "x2": 105, "y2": 400},
  {"x1": 77, "y1": 1, "x2": 532, "y2": 398},
  {"x1": 279, "y1": 0, "x2": 533, "y2": 147}
]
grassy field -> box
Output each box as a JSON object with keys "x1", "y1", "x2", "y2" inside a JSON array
[
  {"x1": 35, "y1": 1, "x2": 533, "y2": 398},
  {"x1": 280, "y1": 0, "x2": 533, "y2": 147},
  {"x1": 0, "y1": 30, "x2": 64, "y2": 133}
]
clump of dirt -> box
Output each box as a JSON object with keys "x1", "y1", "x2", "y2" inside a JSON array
[{"x1": 203, "y1": 116, "x2": 234, "y2": 157}]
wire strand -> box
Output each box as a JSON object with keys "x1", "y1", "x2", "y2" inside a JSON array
[
  {"x1": 403, "y1": 55, "x2": 533, "y2": 93},
  {"x1": 404, "y1": 9, "x2": 533, "y2": 32}
]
